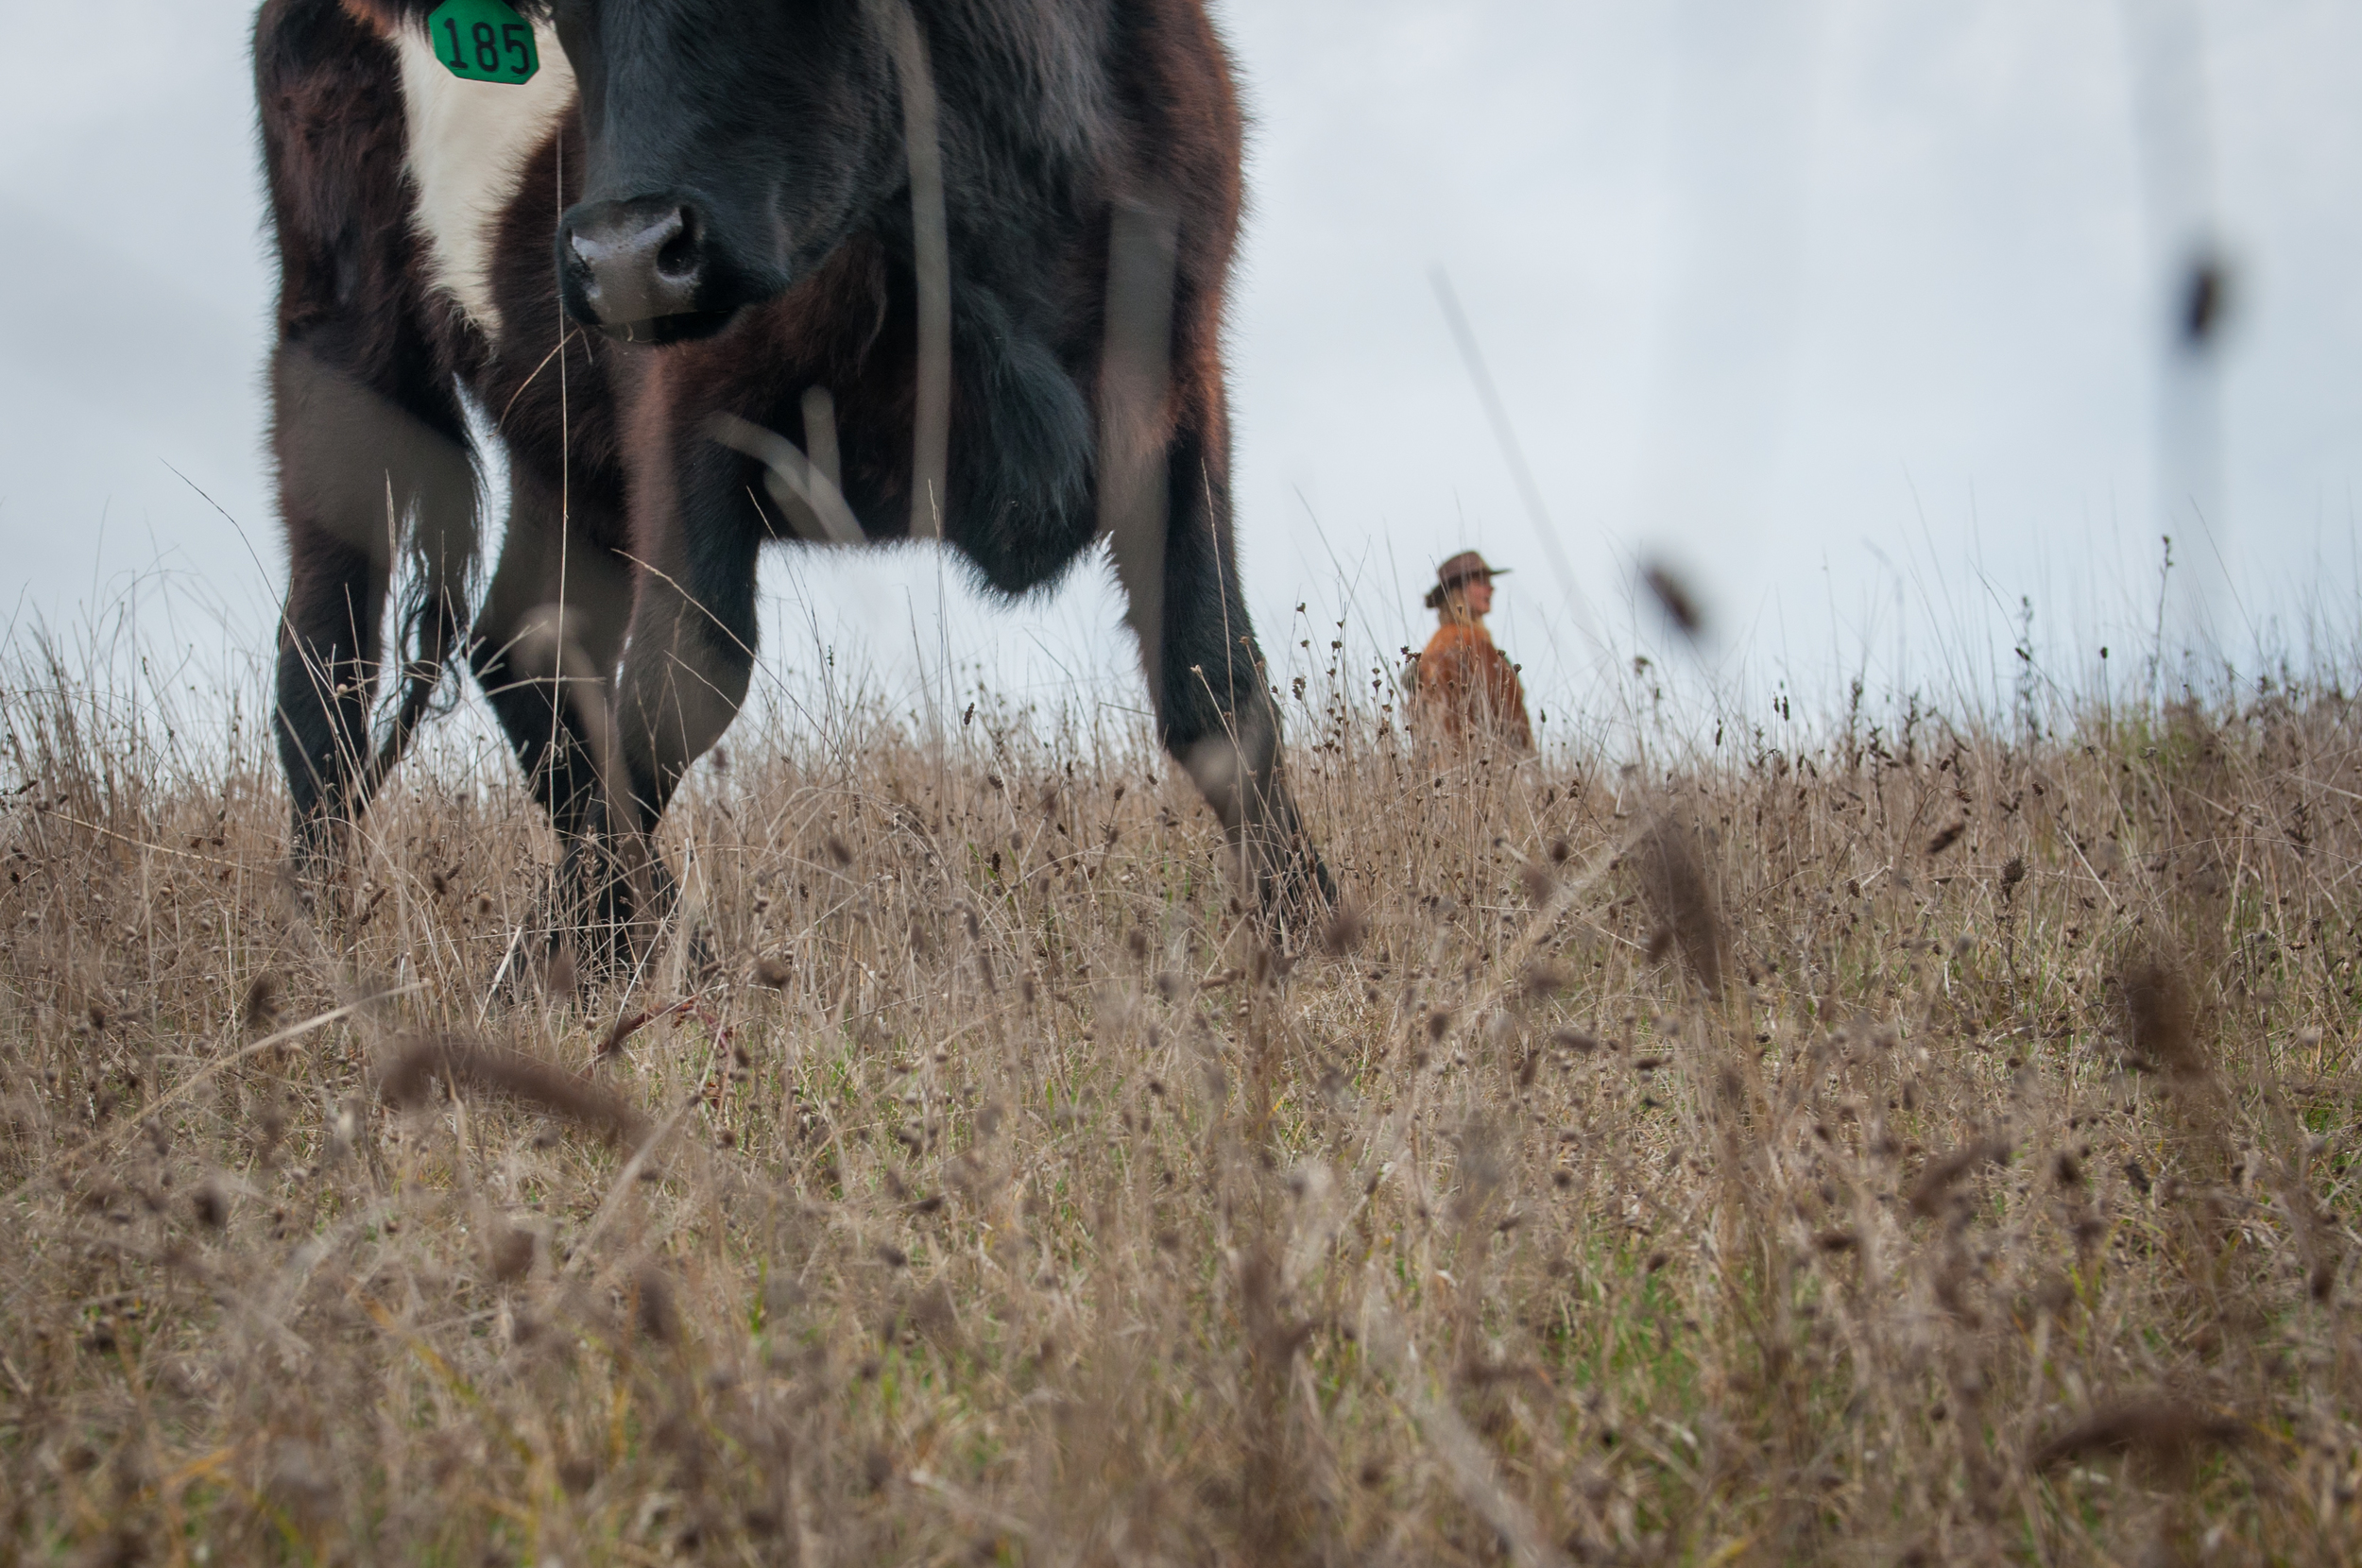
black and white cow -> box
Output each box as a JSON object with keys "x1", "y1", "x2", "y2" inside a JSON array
[{"x1": 255, "y1": 0, "x2": 1327, "y2": 961}]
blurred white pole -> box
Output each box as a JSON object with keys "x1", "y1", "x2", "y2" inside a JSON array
[
  {"x1": 2122, "y1": 0, "x2": 2234, "y2": 677},
  {"x1": 1635, "y1": 0, "x2": 1817, "y2": 671}
]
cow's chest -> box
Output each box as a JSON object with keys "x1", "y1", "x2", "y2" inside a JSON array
[{"x1": 393, "y1": 17, "x2": 576, "y2": 343}]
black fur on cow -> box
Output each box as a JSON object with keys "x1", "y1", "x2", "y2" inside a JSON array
[{"x1": 257, "y1": 0, "x2": 1328, "y2": 961}]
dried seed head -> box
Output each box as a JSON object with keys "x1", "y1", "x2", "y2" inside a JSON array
[
  {"x1": 1908, "y1": 1139, "x2": 2009, "y2": 1219},
  {"x1": 2031, "y1": 1397, "x2": 2243, "y2": 1476},
  {"x1": 2119, "y1": 956, "x2": 2201, "y2": 1076},
  {"x1": 1641, "y1": 560, "x2": 1704, "y2": 639},
  {"x1": 541, "y1": 946, "x2": 578, "y2": 1001},
  {"x1": 487, "y1": 1226, "x2": 535, "y2": 1284},
  {"x1": 597, "y1": 1008, "x2": 652, "y2": 1059},
  {"x1": 2181, "y1": 253, "x2": 2232, "y2": 348},
  {"x1": 1318, "y1": 903, "x2": 1366, "y2": 956},
  {"x1": 1522, "y1": 963, "x2": 1570, "y2": 999},
  {"x1": 2000, "y1": 856, "x2": 2027, "y2": 895},
  {"x1": 382, "y1": 1036, "x2": 648, "y2": 1145},
  {"x1": 241, "y1": 970, "x2": 284, "y2": 1033},
  {"x1": 1635, "y1": 818, "x2": 1724, "y2": 994},
  {"x1": 633, "y1": 1263, "x2": 679, "y2": 1343}
]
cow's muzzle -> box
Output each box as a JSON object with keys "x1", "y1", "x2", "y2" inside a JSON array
[{"x1": 558, "y1": 196, "x2": 735, "y2": 344}]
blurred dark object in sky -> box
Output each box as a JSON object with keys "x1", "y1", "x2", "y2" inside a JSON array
[
  {"x1": 1642, "y1": 559, "x2": 1704, "y2": 640},
  {"x1": 2180, "y1": 248, "x2": 2233, "y2": 352}
]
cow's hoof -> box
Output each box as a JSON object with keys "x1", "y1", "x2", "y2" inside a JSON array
[
  {"x1": 524, "y1": 843, "x2": 690, "y2": 988},
  {"x1": 1261, "y1": 841, "x2": 1338, "y2": 954}
]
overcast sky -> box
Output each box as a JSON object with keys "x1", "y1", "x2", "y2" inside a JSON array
[{"x1": 4, "y1": 0, "x2": 2358, "y2": 740}]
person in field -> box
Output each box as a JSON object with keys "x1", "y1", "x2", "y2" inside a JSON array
[{"x1": 1411, "y1": 551, "x2": 1533, "y2": 754}]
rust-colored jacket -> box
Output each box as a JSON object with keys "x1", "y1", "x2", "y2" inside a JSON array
[{"x1": 1411, "y1": 622, "x2": 1532, "y2": 753}]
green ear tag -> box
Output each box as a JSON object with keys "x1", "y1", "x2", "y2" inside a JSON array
[{"x1": 427, "y1": 0, "x2": 540, "y2": 85}]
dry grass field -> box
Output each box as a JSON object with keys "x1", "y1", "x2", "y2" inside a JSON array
[{"x1": 4, "y1": 636, "x2": 2360, "y2": 1565}]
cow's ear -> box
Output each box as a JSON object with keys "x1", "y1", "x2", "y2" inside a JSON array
[
  {"x1": 340, "y1": 0, "x2": 554, "y2": 35},
  {"x1": 337, "y1": 0, "x2": 404, "y2": 35},
  {"x1": 338, "y1": 0, "x2": 445, "y2": 35}
]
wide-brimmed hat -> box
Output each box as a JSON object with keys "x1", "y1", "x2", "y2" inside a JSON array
[{"x1": 1425, "y1": 550, "x2": 1509, "y2": 608}]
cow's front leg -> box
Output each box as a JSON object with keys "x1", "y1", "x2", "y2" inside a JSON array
[
  {"x1": 466, "y1": 465, "x2": 648, "y2": 973},
  {"x1": 593, "y1": 447, "x2": 762, "y2": 963},
  {"x1": 1108, "y1": 406, "x2": 1333, "y2": 943},
  {"x1": 269, "y1": 344, "x2": 476, "y2": 881}
]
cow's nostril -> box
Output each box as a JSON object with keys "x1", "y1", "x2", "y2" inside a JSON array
[
  {"x1": 656, "y1": 209, "x2": 700, "y2": 281},
  {"x1": 567, "y1": 207, "x2": 687, "y2": 271}
]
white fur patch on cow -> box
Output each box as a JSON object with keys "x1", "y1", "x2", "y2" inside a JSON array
[{"x1": 394, "y1": 19, "x2": 576, "y2": 342}]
